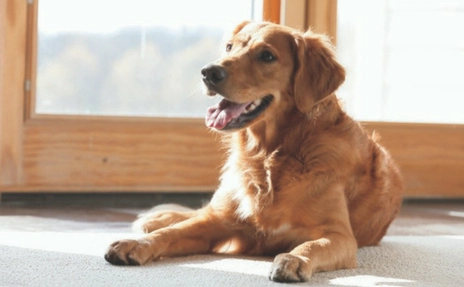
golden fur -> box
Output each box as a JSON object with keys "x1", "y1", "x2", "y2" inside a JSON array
[{"x1": 105, "y1": 21, "x2": 403, "y2": 282}]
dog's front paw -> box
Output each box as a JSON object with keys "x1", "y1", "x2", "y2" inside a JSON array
[
  {"x1": 269, "y1": 253, "x2": 311, "y2": 283},
  {"x1": 104, "y1": 239, "x2": 155, "y2": 266}
]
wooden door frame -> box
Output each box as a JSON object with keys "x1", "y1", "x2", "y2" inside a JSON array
[
  {"x1": 0, "y1": 0, "x2": 26, "y2": 187},
  {"x1": 1, "y1": 0, "x2": 463, "y2": 197}
]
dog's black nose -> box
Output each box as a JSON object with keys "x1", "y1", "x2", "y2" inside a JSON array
[{"x1": 201, "y1": 64, "x2": 227, "y2": 85}]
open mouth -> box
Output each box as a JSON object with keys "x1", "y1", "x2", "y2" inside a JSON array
[{"x1": 205, "y1": 95, "x2": 274, "y2": 130}]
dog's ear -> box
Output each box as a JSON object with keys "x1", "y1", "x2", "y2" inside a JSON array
[
  {"x1": 232, "y1": 20, "x2": 252, "y2": 35},
  {"x1": 292, "y1": 31, "x2": 345, "y2": 113}
]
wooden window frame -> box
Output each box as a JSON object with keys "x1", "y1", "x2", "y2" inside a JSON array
[{"x1": 1, "y1": 0, "x2": 463, "y2": 197}]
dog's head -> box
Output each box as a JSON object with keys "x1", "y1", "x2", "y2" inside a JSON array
[{"x1": 202, "y1": 21, "x2": 345, "y2": 131}]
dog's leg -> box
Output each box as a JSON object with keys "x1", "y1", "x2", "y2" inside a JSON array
[
  {"x1": 268, "y1": 232, "x2": 357, "y2": 282},
  {"x1": 105, "y1": 211, "x2": 233, "y2": 266},
  {"x1": 132, "y1": 204, "x2": 196, "y2": 233},
  {"x1": 269, "y1": 184, "x2": 358, "y2": 282}
]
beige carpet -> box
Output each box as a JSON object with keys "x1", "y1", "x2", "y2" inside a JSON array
[
  {"x1": 1, "y1": 233, "x2": 463, "y2": 286},
  {"x1": 1, "y1": 203, "x2": 463, "y2": 286}
]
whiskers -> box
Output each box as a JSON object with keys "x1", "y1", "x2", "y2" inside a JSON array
[{"x1": 187, "y1": 83, "x2": 205, "y2": 98}]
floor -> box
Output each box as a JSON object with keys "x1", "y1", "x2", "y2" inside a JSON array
[
  {"x1": 0, "y1": 193, "x2": 463, "y2": 236},
  {"x1": 2, "y1": 194, "x2": 463, "y2": 287}
]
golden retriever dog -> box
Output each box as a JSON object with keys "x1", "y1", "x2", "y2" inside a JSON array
[{"x1": 105, "y1": 21, "x2": 403, "y2": 282}]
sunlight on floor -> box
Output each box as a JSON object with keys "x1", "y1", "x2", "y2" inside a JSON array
[
  {"x1": 330, "y1": 275, "x2": 415, "y2": 286},
  {"x1": 0, "y1": 231, "x2": 138, "y2": 257},
  {"x1": 449, "y1": 211, "x2": 464, "y2": 218},
  {"x1": 180, "y1": 257, "x2": 272, "y2": 277}
]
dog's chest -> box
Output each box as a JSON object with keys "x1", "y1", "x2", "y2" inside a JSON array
[
  {"x1": 228, "y1": 151, "x2": 301, "y2": 230},
  {"x1": 232, "y1": 184, "x2": 295, "y2": 237}
]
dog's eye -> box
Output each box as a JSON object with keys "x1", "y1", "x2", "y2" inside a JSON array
[
  {"x1": 258, "y1": 50, "x2": 276, "y2": 62},
  {"x1": 226, "y1": 43, "x2": 232, "y2": 52}
]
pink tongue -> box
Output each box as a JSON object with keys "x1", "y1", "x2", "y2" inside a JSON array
[{"x1": 205, "y1": 99, "x2": 251, "y2": 129}]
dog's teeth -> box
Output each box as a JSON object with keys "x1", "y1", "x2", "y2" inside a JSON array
[
  {"x1": 245, "y1": 104, "x2": 255, "y2": 113},
  {"x1": 243, "y1": 98, "x2": 263, "y2": 114}
]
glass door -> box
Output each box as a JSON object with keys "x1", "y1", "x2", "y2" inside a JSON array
[
  {"x1": 1, "y1": 0, "x2": 267, "y2": 192},
  {"x1": 336, "y1": 0, "x2": 464, "y2": 197}
]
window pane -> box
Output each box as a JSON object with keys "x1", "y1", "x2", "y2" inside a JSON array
[
  {"x1": 36, "y1": 0, "x2": 263, "y2": 117},
  {"x1": 337, "y1": 0, "x2": 464, "y2": 124}
]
